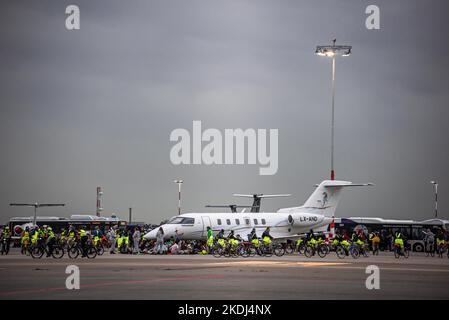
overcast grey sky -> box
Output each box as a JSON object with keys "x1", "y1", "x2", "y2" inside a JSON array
[{"x1": 1, "y1": 0, "x2": 448, "y2": 224}]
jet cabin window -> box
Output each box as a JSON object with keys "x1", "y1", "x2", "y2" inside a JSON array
[
  {"x1": 245, "y1": 219, "x2": 250, "y2": 225},
  {"x1": 261, "y1": 219, "x2": 266, "y2": 225},
  {"x1": 217, "y1": 219, "x2": 222, "y2": 225},
  {"x1": 235, "y1": 219, "x2": 240, "y2": 225},
  {"x1": 167, "y1": 217, "x2": 195, "y2": 225},
  {"x1": 226, "y1": 219, "x2": 231, "y2": 225},
  {"x1": 254, "y1": 219, "x2": 258, "y2": 225}
]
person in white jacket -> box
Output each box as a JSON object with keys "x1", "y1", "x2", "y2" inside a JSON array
[
  {"x1": 156, "y1": 227, "x2": 165, "y2": 254},
  {"x1": 132, "y1": 227, "x2": 141, "y2": 254}
]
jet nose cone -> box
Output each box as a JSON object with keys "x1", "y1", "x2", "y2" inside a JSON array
[{"x1": 144, "y1": 228, "x2": 158, "y2": 240}]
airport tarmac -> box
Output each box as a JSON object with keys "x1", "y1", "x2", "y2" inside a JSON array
[{"x1": 0, "y1": 250, "x2": 448, "y2": 300}]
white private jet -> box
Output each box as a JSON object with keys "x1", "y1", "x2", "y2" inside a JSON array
[{"x1": 144, "y1": 180, "x2": 373, "y2": 241}]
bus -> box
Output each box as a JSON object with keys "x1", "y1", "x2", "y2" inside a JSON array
[{"x1": 334, "y1": 217, "x2": 449, "y2": 252}]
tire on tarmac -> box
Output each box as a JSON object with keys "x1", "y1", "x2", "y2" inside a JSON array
[
  {"x1": 96, "y1": 245, "x2": 105, "y2": 256},
  {"x1": 336, "y1": 246, "x2": 346, "y2": 259},
  {"x1": 317, "y1": 245, "x2": 329, "y2": 258},
  {"x1": 30, "y1": 246, "x2": 44, "y2": 259},
  {"x1": 68, "y1": 246, "x2": 80, "y2": 259},
  {"x1": 86, "y1": 246, "x2": 97, "y2": 259},
  {"x1": 51, "y1": 245, "x2": 65, "y2": 259},
  {"x1": 274, "y1": 244, "x2": 285, "y2": 257},
  {"x1": 304, "y1": 245, "x2": 314, "y2": 258},
  {"x1": 350, "y1": 247, "x2": 360, "y2": 259}
]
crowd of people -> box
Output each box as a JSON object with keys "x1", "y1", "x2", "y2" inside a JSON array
[{"x1": 1, "y1": 224, "x2": 448, "y2": 258}]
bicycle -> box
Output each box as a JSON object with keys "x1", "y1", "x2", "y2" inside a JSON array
[
  {"x1": 393, "y1": 243, "x2": 409, "y2": 259},
  {"x1": 285, "y1": 242, "x2": 295, "y2": 255},
  {"x1": 239, "y1": 241, "x2": 256, "y2": 257},
  {"x1": 304, "y1": 242, "x2": 328, "y2": 258},
  {"x1": 212, "y1": 239, "x2": 227, "y2": 258},
  {"x1": 356, "y1": 243, "x2": 370, "y2": 258},
  {"x1": 68, "y1": 241, "x2": 97, "y2": 259},
  {"x1": 30, "y1": 240, "x2": 64, "y2": 259},
  {"x1": 92, "y1": 237, "x2": 105, "y2": 256},
  {"x1": 348, "y1": 243, "x2": 360, "y2": 259},
  {"x1": 436, "y1": 242, "x2": 446, "y2": 258},
  {"x1": 424, "y1": 241, "x2": 435, "y2": 257}
]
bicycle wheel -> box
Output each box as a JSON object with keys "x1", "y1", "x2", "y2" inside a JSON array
[
  {"x1": 238, "y1": 245, "x2": 249, "y2": 258},
  {"x1": 262, "y1": 245, "x2": 272, "y2": 257},
  {"x1": 394, "y1": 247, "x2": 400, "y2": 259},
  {"x1": 298, "y1": 244, "x2": 306, "y2": 255},
  {"x1": 274, "y1": 244, "x2": 285, "y2": 257},
  {"x1": 213, "y1": 247, "x2": 222, "y2": 258},
  {"x1": 248, "y1": 246, "x2": 257, "y2": 257},
  {"x1": 304, "y1": 245, "x2": 314, "y2": 258},
  {"x1": 350, "y1": 246, "x2": 360, "y2": 259},
  {"x1": 68, "y1": 246, "x2": 80, "y2": 259},
  {"x1": 51, "y1": 245, "x2": 65, "y2": 259},
  {"x1": 317, "y1": 245, "x2": 328, "y2": 258},
  {"x1": 30, "y1": 246, "x2": 44, "y2": 259},
  {"x1": 363, "y1": 248, "x2": 370, "y2": 257},
  {"x1": 404, "y1": 248, "x2": 409, "y2": 259},
  {"x1": 86, "y1": 246, "x2": 97, "y2": 259},
  {"x1": 96, "y1": 245, "x2": 105, "y2": 256},
  {"x1": 285, "y1": 245, "x2": 294, "y2": 255},
  {"x1": 336, "y1": 246, "x2": 346, "y2": 259},
  {"x1": 4, "y1": 242, "x2": 10, "y2": 255}
]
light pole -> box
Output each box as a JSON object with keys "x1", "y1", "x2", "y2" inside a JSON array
[
  {"x1": 96, "y1": 187, "x2": 103, "y2": 217},
  {"x1": 430, "y1": 181, "x2": 438, "y2": 218},
  {"x1": 10, "y1": 203, "x2": 65, "y2": 226},
  {"x1": 174, "y1": 180, "x2": 183, "y2": 215},
  {"x1": 315, "y1": 39, "x2": 352, "y2": 180}
]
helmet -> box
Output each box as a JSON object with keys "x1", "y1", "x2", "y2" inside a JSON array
[{"x1": 47, "y1": 227, "x2": 52, "y2": 231}]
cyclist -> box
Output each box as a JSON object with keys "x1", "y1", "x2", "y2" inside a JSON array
[
  {"x1": 45, "y1": 227, "x2": 56, "y2": 257},
  {"x1": 206, "y1": 226, "x2": 214, "y2": 252},
  {"x1": 262, "y1": 227, "x2": 273, "y2": 246},
  {"x1": 227, "y1": 230, "x2": 239, "y2": 249},
  {"x1": 371, "y1": 232, "x2": 380, "y2": 255},
  {"x1": 79, "y1": 225, "x2": 88, "y2": 257},
  {"x1": 92, "y1": 226, "x2": 103, "y2": 248},
  {"x1": 215, "y1": 229, "x2": 226, "y2": 249},
  {"x1": 436, "y1": 231, "x2": 445, "y2": 256},
  {"x1": 226, "y1": 230, "x2": 238, "y2": 253},
  {"x1": 394, "y1": 231, "x2": 405, "y2": 255},
  {"x1": 67, "y1": 226, "x2": 77, "y2": 248},
  {"x1": 332, "y1": 230, "x2": 343, "y2": 248},
  {"x1": 21, "y1": 227, "x2": 30, "y2": 255},
  {"x1": 31, "y1": 226, "x2": 40, "y2": 246},
  {"x1": 306, "y1": 229, "x2": 317, "y2": 247},
  {"x1": 1, "y1": 226, "x2": 12, "y2": 254},
  {"x1": 249, "y1": 228, "x2": 259, "y2": 248}
]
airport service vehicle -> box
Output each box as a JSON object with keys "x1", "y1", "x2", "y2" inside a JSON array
[
  {"x1": 144, "y1": 180, "x2": 372, "y2": 242},
  {"x1": 334, "y1": 217, "x2": 449, "y2": 252}
]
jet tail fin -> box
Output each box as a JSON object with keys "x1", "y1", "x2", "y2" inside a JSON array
[{"x1": 302, "y1": 180, "x2": 373, "y2": 217}]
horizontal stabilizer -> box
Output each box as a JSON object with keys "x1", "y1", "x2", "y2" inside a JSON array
[{"x1": 233, "y1": 194, "x2": 291, "y2": 198}]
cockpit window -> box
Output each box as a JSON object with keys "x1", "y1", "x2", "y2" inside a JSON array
[{"x1": 167, "y1": 217, "x2": 195, "y2": 224}]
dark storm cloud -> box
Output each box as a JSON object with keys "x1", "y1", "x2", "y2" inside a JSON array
[{"x1": 1, "y1": 0, "x2": 448, "y2": 224}]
